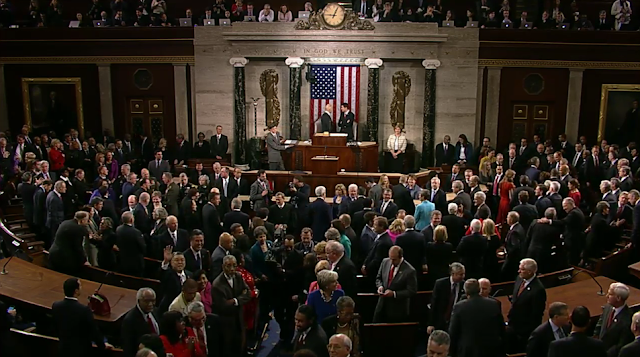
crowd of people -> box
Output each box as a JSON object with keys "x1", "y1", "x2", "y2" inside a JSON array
[
  {"x1": 0, "y1": 116, "x2": 639, "y2": 357},
  {"x1": 0, "y1": 0, "x2": 637, "y2": 30}
]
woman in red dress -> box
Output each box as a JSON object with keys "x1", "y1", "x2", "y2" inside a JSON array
[
  {"x1": 232, "y1": 249, "x2": 258, "y2": 332},
  {"x1": 496, "y1": 169, "x2": 515, "y2": 225},
  {"x1": 568, "y1": 179, "x2": 581, "y2": 208},
  {"x1": 159, "y1": 310, "x2": 206, "y2": 357},
  {"x1": 48, "y1": 139, "x2": 65, "y2": 172}
]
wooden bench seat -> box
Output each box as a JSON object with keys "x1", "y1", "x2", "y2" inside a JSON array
[
  {"x1": 80, "y1": 265, "x2": 161, "y2": 294},
  {"x1": 9, "y1": 328, "x2": 124, "y2": 357}
]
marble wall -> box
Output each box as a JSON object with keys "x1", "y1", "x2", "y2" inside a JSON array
[{"x1": 194, "y1": 23, "x2": 479, "y2": 160}]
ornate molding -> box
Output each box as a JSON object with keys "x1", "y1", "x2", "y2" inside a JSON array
[
  {"x1": 295, "y1": 9, "x2": 374, "y2": 30},
  {"x1": 285, "y1": 57, "x2": 305, "y2": 68},
  {"x1": 364, "y1": 58, "x2": 383, "y2": 69},
  {"x1": 229, "y1": 57, "x2": 249, "y2": 67},
  {"x1": 479, "y1": 59, "x2": 640, "y2": 70},
  {"x1": 0, "y1": 56, "x2": 194, "y2": 64},
  {"x1": 306, "y1": 57, "x2": 364, "y2": 64},
  {"x1": 422, "y1": 59, "x2": 441, "y2": 70}
]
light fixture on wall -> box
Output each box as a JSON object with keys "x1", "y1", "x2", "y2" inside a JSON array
[{"x1": 249, "y1": 97, "x2": 261, "y2": 137}]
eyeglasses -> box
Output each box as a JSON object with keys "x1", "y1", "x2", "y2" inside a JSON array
[{"x1": 327, "y1": 344, "x2": 345, "y2": 351}]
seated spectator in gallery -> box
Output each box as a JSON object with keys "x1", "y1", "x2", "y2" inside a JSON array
[
  {"x1": 259, "y1": 3, "x2": 274, "y2": 22},
  {"x1": 200, "y1": 7, "x2": 214, "y2": 24},
  {"x1": 154, "y1": 13, "x2": 173, "y2": 26},
  {"x1": 572, "y1": 13, "x2": 594, "y2": 30},
  {"x1": 482, "y1": 11, "x2": 499, "y2": 28},
  {"x1": 554, "y1": 12, "x2": 568, "y2": 28},
  {"x1": 594, "y1": 10, "x2": 612, "y2": 30},
  {"x1": 278, "y1": 5, "x2": 293, "y2": 22},
  {"x1": 132, "y1": 8, "x2": 150, "y2": 27},
  {"x1": 112, "y1": 10, "x2": 126, "y2": 27},
  {"x1": 74, "y1": 13, "x2": 92, "y2": 27},
  {"x1": 379, "y1": 2, "x2": 399, "y2": 22},
  {"x1": 183, "y1": 9, "x2": 196, "y2": 26},
  {"x1": 501, "y1": 9, "x2": 513, "y2": 26},
  {"x1": 422, "y1": 5, "x2": 439, "y2": 23},
  {"x1": 535, "y1": 10, "x2": 555, "y2": 29}
]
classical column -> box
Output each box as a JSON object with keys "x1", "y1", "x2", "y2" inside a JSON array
[
  {"x1": 0, "y1": 64, "x2": 8, "y2": 132},
  {"x1": 173, "y1": 63, "x2": 189, "y2": 137},
  {"x1": 97, "y1": 64, "x2": 114, "y2": 134},
  {"x1": 230, "y1": 57, "x2": 249, "y2": 164},
  {"x1": 286, "y1": 57, "x2": 304, "y2": 140},
  {"x1": 364, "y1": 58, "x2": 383, "y2": 142},
  {"x1": 475, "y1": 66, "x2": 486, "y2": 146},
  {"x1": 421, "y1": 59, "x2": 440, "y2": 169},
  {"x1": 484, "y1": 67, "x2": 502, "y2": 143},
  {"x1": 565, "y1": 68, "x2": 584, "y2": 143}
]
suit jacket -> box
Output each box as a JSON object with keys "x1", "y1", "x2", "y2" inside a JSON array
[
  {"x1": 513, "y1": 203, "x2": 538, "y2": 231},
  {"x1": 32, "y1": 187, "x2": 47, "y2": 227},
  {"x1": 175, "y1": 141, "x2": 191, "y2": 164},
  {"x1": 548, "y1": 332, "x2": 607, "y2": 357},
  {"x1": 376, "y1": 200, "x2": 398, "y2": 220},
  {"x1": 364, "y1": 232, "x2": 393, "y2": 276},
  {"x1": 211, "y1": 272, "x2": 251, "y2": 331},
  {"x1": 332, "y1": 255, "x2": 358, "y2": 298},
  {"x1": 148, "y1": 159, "x2": 171, "y2": 180},
  {"x1": 52, "y1": 298, "x2": 105, "y2": 357},
  {"x1": 48, "y1": 219, "x2": 88, "y2": 275},
  {"x1": 585, "y1": 213, "x2": 611, "y2": 259},
  {"x1": 45, "y1": 191, "x2": 65, "y2": 229},
  {"x1": 508, "y1": 276, "x2": 547, "y2": 337},
  {"x1": 373, "y1": 258, "x2": 417, "y2": 322},
  {"x1": 121, "y1": 306, "x2": 160, "y2": 357},
  {"x1": 210, "y1": 245, "x2": 228, "y2": 280},
  {"x1": 435, "y1": 142, "x2": 455, "y2": 166},
  {"x1": 368, "y1": 184, "x2": 383, "y2": 204},
  {"x1": 210, "y1": 134, "x2": 229, "y2": 159},
  {"x1": 116, "y1": 224, "x2": 146, "y2": 277},
  {"x1": 320, "y1": 112, "x2": 333, "y2": 133},
  {"x1": 619, "y1": 339, "x2": 640, "y2": 357},
  {"x1": 449, "y1": 296, "x2": 505, "y2": 357},
  {"x1": 133, "y1": 203, "x2": 152, "y2": 234},
  {"x1": 526, "y1": 321, "x2": 571, "y2": 357},
  {"x1": 183, "y1": 313, "x2": 224, "y2": 357},
  {"x1": 429, "y1": 276, "x2": 465, "y2": 330},
  {"x1": 551, "y1": 207, "x2": 585, "y2": 253},
  {"x1": 395, "y1": 229, "x2": 426, "y2": 271},
  {"x1": 525, "y1": 221, "x2": 561, "y2": 272},
  {"x1": 202, "y1": 203, "x2": 223, "y2": 252},
  {"x1": 392, "y1": 184, "x2": 415, "y2": 215},
  {"x1": 456, "y1": 232, "x2": 488, "y2": 279},
  {"x1": 426, "y1": 189, "x2": 448, "y2": 215},
  {"x1": 510, "y1": 186, "x2": 536, "y2": 209},
  {"x1": 158, "y1": 228, "x2": 190, "y2": 256},
  {"x1": 525, "y1": 166, "x2": 541, "y2": 183},
  {"x1": 535, "y1": 196, "x2": 554, "y2": 218},
  {"x1": 223, "y1": 210, "x2": 250, "y2": 234},
  {"x1": 269, "y1": 203, "x2": 296, "y2": 231},
  {"x1": 163, "y1": 182, "x2": 180, "y2": 217},
  {"x1": 338, "y1": 110, "x2": 355, "y2": 141},
  {"x1": 292, "y1": 324, "x2": 329, "y2": 357},
  {"x1": 474, "y1": 202, "x2": 492, "y2": 220},
  {"x1": 502, "y1": 223, "x2": 526, "y2": 278},
  {"x1": 308, "y1": 198, "x2": 333, "y2": 240},
  {"x1": 593, "y1": 304, "x2": 635, "y2": 357},
  {"x1": 249, "y1": 179, "x2": 272, "y2": 210},
  {"x1": 266, "y1": 131, "x2": 286, "y2": 163},
  {"x1": 183, "y1": 247, "x2": 211, "y2": 274},
  {"x1": 441, "y1": 215, "x2": 467, "y2": 248},
  {"x1": 594, "y1": 19, "x2": 613, "y2": 30},
  {"x1": 158, "y1": 268, "x2": 193, "y2": 314},
  {"x1": 450, "y1": 191, "x2": 472, "y2": 212}
]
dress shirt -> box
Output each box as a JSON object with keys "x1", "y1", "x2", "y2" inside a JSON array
[
  {"x1": 138, "y1": 304, "x2": 159, "y2": 333},
  {"x1": 459, "y1": 146, "x2": 466, "y2": 160},
  {"x1": 449, "y1": 277, "x2": 460, "y2": 303},
  {"x1": 394, "y1": 136, "x2": 399, "y2": 151},
  {"x1": 259, "y1": 9, "x2": 274, "y2": 22},
  {"x1": 222, "y1": 177, "x2": 229, "y2": 196},
  {"x1": 381, "y1": 200, "x2": 390, "y2": 213},
  {"x1": 612, "y1": 304, "x2": 625, "y2": 319},
  {"x1": 190, "y1": 247, "x2": 203, "y2": 269},
  {"x1": 549, "y1": 319, "x2": 565, "y2": 340},
  {"x1": 224, "y1": 273, "x2": 239, "y2": 306},
  {"x1": 169, "y1": 229, "x2": 178, "y2": 245},
  {"x1": 519, "y1": 275, "x2": 535, "y2": 290}
]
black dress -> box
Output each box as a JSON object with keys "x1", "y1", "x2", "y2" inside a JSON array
[
  {"x1": 97, "y1": 228, "x2": 117, "y2": 271},
  {"x1": 192, "y1": 140, "x2": 211, "y2": 158}
]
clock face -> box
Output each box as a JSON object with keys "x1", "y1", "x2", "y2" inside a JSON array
[{"x1": 322, "y1": 3, "x2": 346, "y2": 27}]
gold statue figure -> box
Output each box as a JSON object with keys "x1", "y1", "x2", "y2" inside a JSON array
[
  {"x1": 390, "y1": 71, "x2": 411, "y2": 129},
  {"x1": 259, "y1": 69, "x2": 281, "y2": 129}
]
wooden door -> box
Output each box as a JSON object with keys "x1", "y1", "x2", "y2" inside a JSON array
[
  {"x1": 510, "y1": 102, "x2": 552, "y2": 143},
  {"x1": 127, "y1": 97, "x2": 166, "y2": 144}
]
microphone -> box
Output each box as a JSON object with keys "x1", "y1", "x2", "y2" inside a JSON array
[
  {"x1": 572, "y1": 267, "x2": 605, "y2": 296},
  {"x1": 491, "y1": 289, "x2": 503, "y2": 298},
  {"x1": 0, "y1": 249, "x2": 24, "y2": 275}
]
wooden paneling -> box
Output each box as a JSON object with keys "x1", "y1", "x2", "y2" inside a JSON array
[
  {"x1": 3, "y1": 64, "x2": 101, "y2": 137},
  {"x1": 579, "y1": 69, "x2": 640, "y2": 144},
  {"x1": 110, "y1": 64, "x2": 176, "y2": 143},
  {"x1": 497, "y1": 68, "x2": 569, "y2": 149}
]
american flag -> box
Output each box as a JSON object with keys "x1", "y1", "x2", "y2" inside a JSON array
[{"x1": 309, "y1": 64, "x2": 360, "y2": 135}]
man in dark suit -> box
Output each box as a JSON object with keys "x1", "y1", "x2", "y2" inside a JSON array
[
  {"x1": 308, "y1": 186, "x2": 333, "y2": 240},
  {"x1": 186, "y1": 301, "x2": 224, "y2": 357},
  {"x1": 396, "y1": 215, "x2": 427, "y2": 273},
  {"x1": 148, "y1": 150, "x2": 171, "y2": 180},
  {"x1": 182, "y1": 230, "x2": 211, "y2": 273},
  {"x1": 449, "y1": 279, "x2": 505, "y2": 357},
  {"x1": 231, "y1": 167, "x2": 249, "y2": 196},
  {"x1": 223, "y1": 198, "x2": 250, "y2": 234},
  {"x1": 210, "y1": 125, "x2": 229, "y2": 160},
  {"x1": 33, "y1": 180, "x2": 52, "y2": 245},
  {"x1": 525, "y1": 208, "x2": 562, "y2": 274},
  {"x1": 541, "y1": 197, "x2": 585, "y2": 265},
  {"x1": 158, "y1": 250, "x2": 193, "y2": 314},
  {"x1": 619, "y1": 311, "x2": 640, "y2": 357},
  {"x1": 548, "y1": 306, "x2": 607, "y2": 357},
  {"x1": 427, "y1": 176, "x2": 448, "y2": 215},
  {"x1": 503, "y1": 211, "x2": 527, "y2": 279},
  {"x1": 292, "y1": 304, "x2": 329, "y2": 357},
  {"x1": 157, "y1": 215, "x2": 190, "y2": 257},
  {"x1": 506, "y1": 258, "x2": 547, "y2": 353},
  {"x1": 473, "y1": 191, "x2": 492, "y2": 220},
  {"x1": 526, "y1": 157, "x2": 542, "y2": 184},
  {"x1": 48, "y1": 211, "x2": 90, "y2": 276},
  {"x1": 327, "y1": 240, "x2": 358, "y2": 299},
  {"x1": 513, "y1": 191, "x2": 538, "y2": 231},
  {"x1": 392, "y1": 179, "x2": 415, "y2": 215},
  {"x1": 373, "y1": 246, "x2": 417, "y2": 323},
  {"x1": 584, "y1": 201, "x2": 612, "y2": 260},
  {"x1": 173, "y1": 134, "x2": 191, "y2": 166},
  {"x1": 457, "y1": 219, "x2": 488, "y2": 279},
  {"x1": 376, "y1": 188, "x2": 399, "y2": 220},
  {"x1": 162, "y1": 173, "x2": 180, "y2": 217},
  {"x1": 320, "y1": 103, "x2": 333, "y2": 133},
  {"x1": 526, "y1": 302, "x2": 571, "y2": 357},
  {"x1": 362, "y1": 216, "x2": 393, "y2": 277},
  {"x1": 272, "y1": 236, "x2": 305, "y2": 343},
  {"x1": 435, "y1": 135, "x2": 455, "y2": 167},
  {"x1": 211, "y1": 254, "x2": 251, "y2": 357},
  {"x1": 117, "y1": 211, "x2": 146, "y2": 277},
  {"x1": 593, "y1": 282, "x2": 635, "y2": 357},
  {"x1": 441, "y1": 206, "x2": 466, "y2": 247},
  {"x1": 52, "y1": 278, "x2": 108, "y2": 356},
  {"x1": 428, "y1": 262, "x2": 466, "y2": 334},
  {"x1": 450, "y1": 181, "x2": 472, "y2": 213},
  {"x1": 210, "y1": 233, "x2": 234, "y2": 280},
  {"x1": 594, "y1": 10, "x2": 613, "y2": 30},
  {"x1": 337, "y1": 102, "x2": 355, "y2": 141},
  {"x1": 133, "y1": 193, "x2": 152, "y2": 235},
  {"x1": 202, "y1": 192, "x2": 223, "y2": 252},
  {"x1": 534, "y1": 184, "x2": 553, "y2": 218},
  {"x1": 269, "y1": 192, "x2": 296, "y2": 233},
  {"x1": 121, "y1": 287, "x2": 159, "y2": 357},
  {"x1": 420, "y1": 209, "x2": 442, "y2": 243},
  {"x1": 46, "y1": 181, "x2": 66, "y2": 238},
  {"x1": 249, "y1": 170, "x2": 273, "y2": 211}
]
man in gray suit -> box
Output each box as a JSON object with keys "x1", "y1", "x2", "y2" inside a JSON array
[
  {"x1": 450, "y1": 180, "x2": 472, "y2": 213},
  {"x1": 266, "y1": 125, "x2": 292, "y2": 170},
  {"x1": 473, "y1": 191, "x2": 492, "y2": 219},
  {"x1": 373, "y1": 245, "x2": 417, "y2": 323},
  {"x1": 249, "y1": 169, "x2": 273, "y2": 211},
  {"x1": 366, "y1": 177, "x2": 383, "y2": 204},
  {"x1": 46, "y1": 181, "x2": 66, "y2": 238},
  {"x1": 147, "y1": 150, "x2": 171, "y2": 180}
]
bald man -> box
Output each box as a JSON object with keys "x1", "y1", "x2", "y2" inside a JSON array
[
  {"x1": 328, "y1": 334, "x2": 352, "y2": 357},
  {"x1": 157, "y1": 215, "x2": 190, "y2": 258},
  {"x1": 373, "y1": 246, "x2": 417, "y2": 323},
  {"x1": 320, "y1": 103, "x2": 334, "y2": 133}
]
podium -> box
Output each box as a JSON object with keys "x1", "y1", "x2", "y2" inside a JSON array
[
  {"x1": 311, "y1": 155, "x2": 340, "y2": 175},
  {"x1": 313, "y1": 133, "x2": 347, "y2": 147}
]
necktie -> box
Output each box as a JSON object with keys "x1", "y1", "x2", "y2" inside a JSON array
[
  {"x1": 156, "y1": 160, "x2": 160, "y2": 168},
  {"x1": 557, "y1": 328, "x2": 566, "y2": 339},
  {"x1": 510, "y1": 158, "x2": 514, "y2": 167},
  {"x1": 444, "y1": 144, "x2": 447, "y2": 154},
  {"x1": 223, "y1": 179, "x2": 228, "y2": 196},
  {"x1": 595, "y1": 156, "x2": 599, "y2": 168},
  {"x1": 446, "y1": 283, "x2": 457, "y2": 320},
  {"x1": 606, "y1": 309, "x2": 616, "y2": 329},
  {"x1": 197, "y1": 327, "x2": 207, "y2": 353},
  {"x1": 147, "y1": 315, "x2": 157, "y2": 334},
  {"x1": 179, "y1": 273, "x2": 186, "y2": 284},
  {"x1": 382, "y1": 201, "x2": 388, "y2": 213},
  {"x1": 517, "y1": 281, "x2": 527, "y2": 296},
  {"x1": 172, "y1": 231, "x2": 177, "y2": 245},
  {"x1": 196, "y1": 252, "x2": 202, "y2": 269},
  {"x1": 387, "y1": 264, "x2": 395, "y2": 285},
  {"x1": 431, "y1": 190, "x2": 435, "y2": 202}
]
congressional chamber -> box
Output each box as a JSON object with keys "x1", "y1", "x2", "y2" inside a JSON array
[{"x1": 3, "y1": 1, "x2": 640, "y2": 357}]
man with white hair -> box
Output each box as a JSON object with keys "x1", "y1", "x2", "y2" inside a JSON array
[
  {"x1": 593, "y1": 282, "x2": 634, "y2": 356},
  {"x1": 396, "y1": 215, "x2": 428, "y2": 272},
  {"x1": 427, "y1": 176, "x2": 448, "y2": 213},
  {"x1": 326, "y1": 241, "x2": 357, "y2": 299},
  {"x1": 121, "y1": 288, "x2": 159, "y2": 357},
  {"x1": 426, "y1": 330, "x2": 450, "y2": 357},
  {"x1": 327, "y1": 333, "x2": 352, "y2": 357},
  {"x1": 539, "y1": 197, "x2": 585, "y2": 265},
  {"x1": 450, "y1": 180, "x2": 472, "y2": 212},
  {"x1": 456, "y1": 219, "x2": 487, "y2": 279},
  {"x1": 308, "y1": 185, "x2": 333, "y2": 239},
  {"x1": 619, "y1": 311, "x2": 640, "y2": 356},
  {"x1": 45, "y1": 180, "x2": 66, "y2": 238},
  {"x1": 503, "y1": 211, "x2": 525, "y2": 277},
  {"x1": 473, "y1": 191, "x2": 491, "y2": 219},
  {"x1": 427, "y1": 262, "x2": 465, "y2": 334},
  {"x1": 601, "y1": 180, "x2": 617, "y2": 204},
  {"x1": 506, "y1": 258, "x2": 547, "y2": 353}
]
